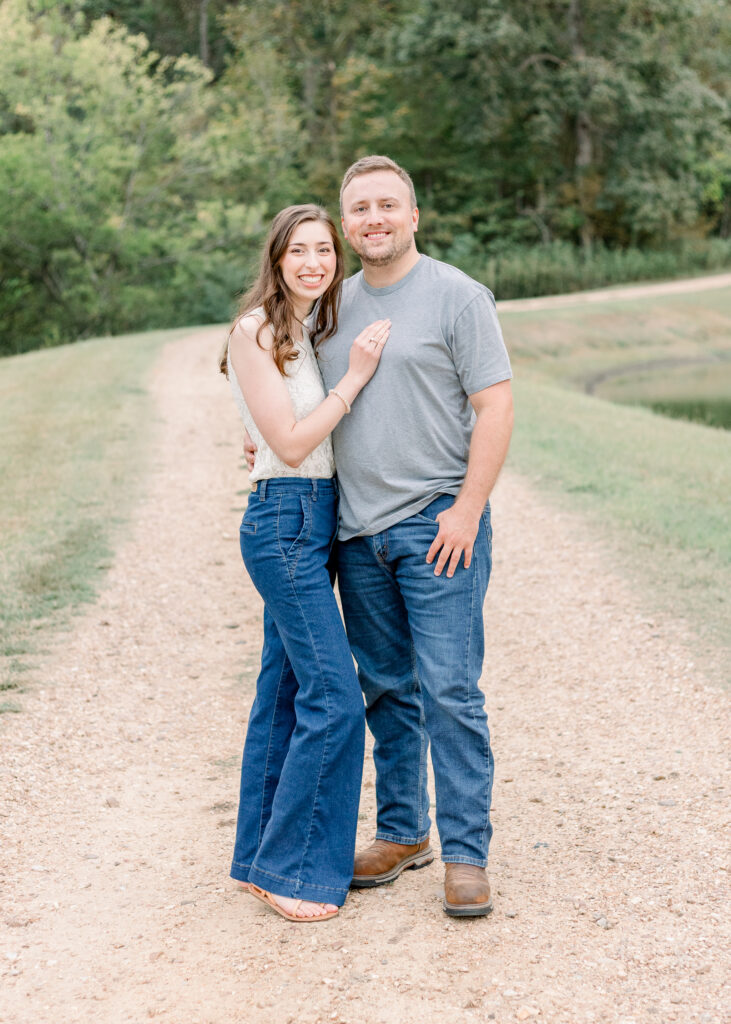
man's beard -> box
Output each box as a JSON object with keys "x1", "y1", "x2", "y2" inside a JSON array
[{"x1": 350, "y1": 231, "x2": 413, "y2": 267}]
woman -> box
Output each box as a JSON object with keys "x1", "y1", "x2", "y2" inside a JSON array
[{"x1": 220, "y1": 204, "x2": 390, "y2": 921}]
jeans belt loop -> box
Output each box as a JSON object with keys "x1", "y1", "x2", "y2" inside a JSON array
[
  {"x1": 258, "y1": 478, "x2": 268, "y2": 501},
  {"x1": 312, "y1": 478, "x2": 318, "y2": 500}
]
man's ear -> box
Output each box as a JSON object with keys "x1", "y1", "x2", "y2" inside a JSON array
[
  {"x1": 341, "y1": 217, "x2": 348, "y2": 240},
  {"x1": 412, "y1": 206, "x2": 419, "y2": 233}
]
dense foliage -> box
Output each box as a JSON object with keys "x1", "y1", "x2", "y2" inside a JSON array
[{"x1": 1, "y1": 0, "x2": 730, "y2": 353}]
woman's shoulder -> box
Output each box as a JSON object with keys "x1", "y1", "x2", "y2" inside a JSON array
[{"x1": 230, "y1": 308, "x2": 273, "y2": 349}]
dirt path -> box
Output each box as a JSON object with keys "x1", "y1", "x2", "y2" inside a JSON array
[
  {"x1": 497, "y1": 270, "x2": 731, "y2": 312},
  {"x1": 1, "y1": 329, "x2": 728, "y2": 1024}
]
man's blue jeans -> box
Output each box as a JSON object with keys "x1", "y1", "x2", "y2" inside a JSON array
[
  {"x1": 230, "y1": 478, "x2": 365, "y2": 905},
  {"x1": 337, "y1": 494, "x2": 494, "y2": 866}
]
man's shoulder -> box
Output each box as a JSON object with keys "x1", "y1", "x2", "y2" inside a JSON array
[{"x1": 420, "y1": 256, "x2": 496, "y2": 307}]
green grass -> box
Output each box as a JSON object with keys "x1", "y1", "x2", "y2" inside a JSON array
[
  {"x1": 502, "y1": 287, "x2": 731, "y2": 685},
  {"x1": 0, "y1": 326, "x2": 191, "y2": 699},
  {"x1": 502, "y1": 286, "x2": 731, "y2": 388},
  {"x1": 466, "y1": 239, "x2": 731, "y2": 300}
]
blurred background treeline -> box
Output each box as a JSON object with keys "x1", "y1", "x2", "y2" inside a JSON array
[{"x1": 1, "y1": 0, "x2": 730, "y2": 355}]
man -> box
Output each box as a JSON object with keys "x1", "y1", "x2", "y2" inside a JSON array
[{"x1": 248, "y1": 155, "x2": 513, "y2": 916}]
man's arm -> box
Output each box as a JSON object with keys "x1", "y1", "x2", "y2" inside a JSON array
[{"x1": 426, "y1": 379, "x2": 514, "y2": 578}]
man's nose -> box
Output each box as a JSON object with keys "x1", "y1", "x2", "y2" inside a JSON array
[{"x1": 366, "y1": 205, "x2": 384, "y2": 225}]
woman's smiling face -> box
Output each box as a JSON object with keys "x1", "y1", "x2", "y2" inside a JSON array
[{"x1": 280, "y1": 220, "x2": 338, "y2": 313}]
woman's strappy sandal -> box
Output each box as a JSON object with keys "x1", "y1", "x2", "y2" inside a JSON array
[{"x1": 248, "y1": 883, "x2": 339, "y2": 922}]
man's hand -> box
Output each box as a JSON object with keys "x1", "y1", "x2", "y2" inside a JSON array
[
  {"x1": 425, "y1": 501, "x2": 480, "y2": 578},
  {"x1": 243, "y1": 429, "x2": 257, "y2": 472},
  {"x1": 425, "y1": 379, "x2": 513, "y2": 578}
]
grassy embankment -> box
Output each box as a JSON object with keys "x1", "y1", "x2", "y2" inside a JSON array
[
  {"x1": 501, "y1": 286, "x2": 731, "y2": 686},
  {"x1": 0, "y1": 327, "x2": 192, "y2": 710},
  {"x1": 2, "y1": 286, "x2": 729, "y2": 709}
]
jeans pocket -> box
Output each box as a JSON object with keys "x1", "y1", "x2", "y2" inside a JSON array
[
  {"x1": 277, "y1": 495, "x2": 312, "y2": 561},
  {"x1": 480, "y1": 503, "x2": 492, "y2": 549},
  {"x1": 240, "y1": 520, "x2": 257, "y2": 535},
  {"x1": 412, "y1": 493, "x2": 453, "y2": 525}
]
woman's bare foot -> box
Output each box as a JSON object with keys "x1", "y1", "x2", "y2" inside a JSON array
[{"x1": 269, "y1": 894, "x2": 338, "y2": 919}]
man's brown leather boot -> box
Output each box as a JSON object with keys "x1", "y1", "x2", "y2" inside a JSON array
[
  {"x1": 443, "y1": 863, "x2": 493, "y2": 916},
  {"x1": 350, "y1": 837, "x2": 433, "y2": 888}
]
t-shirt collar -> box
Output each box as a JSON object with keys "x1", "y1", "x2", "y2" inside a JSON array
[{"x1": 359, "y1": 255, "x2": 425, "y2": 296}]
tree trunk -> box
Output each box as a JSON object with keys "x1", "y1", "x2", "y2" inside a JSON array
[
  {"x1": 327, "y1": 61, "x2": 340, "y2": 168},
  {"x1": 199, "y1": 0, "x2": 210, "y2": 68},
  {"x1": 568, "y1": 0, "x2": 593, "y2": 251}
]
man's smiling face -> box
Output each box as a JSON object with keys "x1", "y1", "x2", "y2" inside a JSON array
[{"x1": 341, "y1": 170, "x2": 419, "y2": 267}]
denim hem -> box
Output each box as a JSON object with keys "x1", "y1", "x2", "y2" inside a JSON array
[
  {"x1": 375, "y1": 829, "x2": 431, "y2": 845},
  {"x1": 441, "y1": 855, "x2": 488, "y2": 868},
  {"x1": 247, "y1": 865, "x2": 348, "y2": 906},
  {"x1": 230, "y1": 861, "x2": 253, "y2": 882}
]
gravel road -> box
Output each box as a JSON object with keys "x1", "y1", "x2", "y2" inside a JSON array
[{"x1": 1, "y1": 328, "x2": 728, "y2": 1024}]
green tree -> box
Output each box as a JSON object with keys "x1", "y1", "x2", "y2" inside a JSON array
[
  {"x1": 334, "y1": 0, "x2": 731, "y2": 252},
  {"x1": 80, "y1": 0, "x2": 239, "y2": 75},
  {"x1": 222, "y1": 0, "x2": 400, "y2": 205},
  {"x1": 0, "y1": 0, "x2": 263, "y2": 353}
]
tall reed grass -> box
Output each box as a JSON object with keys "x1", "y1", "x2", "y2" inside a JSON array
[{"x1": 460, "y1": 239, "x2": 731, "y2": 299}]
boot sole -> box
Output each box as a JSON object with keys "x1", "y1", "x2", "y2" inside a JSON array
[
  {"x1": 443, "y1": 898, "x2": 494, "y2": 917},
  {"x1": 350, "y1": 848, "x2": 434, "y2": 888}
]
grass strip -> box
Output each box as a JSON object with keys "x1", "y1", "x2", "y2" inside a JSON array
[
  {"x1": 0, "y1": 326, "x2": 191, "y2": 699},
  {"x1": 506, "y1": 375, "x2": 730, "y2": 685}
]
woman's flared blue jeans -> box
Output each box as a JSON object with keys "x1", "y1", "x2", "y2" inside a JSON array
[{"x1": 230, "y1": 477, "x2": 365, "y2": 906}]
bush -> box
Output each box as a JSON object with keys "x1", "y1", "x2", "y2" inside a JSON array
[{"x1": 463, "y1": 239, "x2": 731, "y2": 300}]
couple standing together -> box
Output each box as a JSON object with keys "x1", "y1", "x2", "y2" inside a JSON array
[{"x1": 221, "y1": 155, "x2": 514, "y2": 922}]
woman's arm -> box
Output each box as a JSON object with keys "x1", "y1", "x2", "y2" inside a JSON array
[{"x1": 229, "y1": 315, "x2": 390, "y2": 468}]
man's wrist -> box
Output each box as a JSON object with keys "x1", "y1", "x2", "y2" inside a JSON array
[{"x1": 453, "y1": 492, "x2": 486, "y2": 520}]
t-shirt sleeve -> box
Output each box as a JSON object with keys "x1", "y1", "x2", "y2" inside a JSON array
[{"x1": 450, "y1": 289, "x2": 513, "y2": 395}]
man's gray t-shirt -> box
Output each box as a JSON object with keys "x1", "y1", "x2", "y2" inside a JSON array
[{"x1": 317, "y1": 255, "x2": 512, "y2": 540}]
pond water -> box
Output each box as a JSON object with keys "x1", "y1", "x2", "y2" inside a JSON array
[{"x1": 595, "y1": 361, "x2": 731, "y2": 432}]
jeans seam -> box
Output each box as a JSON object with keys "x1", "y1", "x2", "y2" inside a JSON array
[
  {"x1": 375, "y1": 830, "x2": 431, "y2": 845},
  {"x1": 257, "y1": 647, "x2": 291, "y2": 847},
  {"x1": 466, "y1": 529, "x2": 490, "y2": 860},
  {"x1": 370, "y1": 533, "x2": 394, "y2": 575},
  {"x1": 410, "y1": 639, "x2": 427, "y2": 837},
  {"x1": 289, "y1": 496, "x2": 312, "y2": 576},
  {"x1": 276, "y1": 495, "x2": 314, "y2": 579},
  {"x1": 288, "y1": 575, "x2": 331, "y2": 891},
  {"x1": 275, "y1": 494, "x2": 285, "y2": 562}
]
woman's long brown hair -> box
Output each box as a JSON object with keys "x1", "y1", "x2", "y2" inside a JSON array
[{"x1": 219, "y1": 204, "x2": 344, "y2": 377}]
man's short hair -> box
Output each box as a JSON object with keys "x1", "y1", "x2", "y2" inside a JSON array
[{"x1": 339, "y1": 155, "x2": 417, "y2": 214}]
